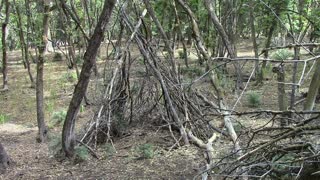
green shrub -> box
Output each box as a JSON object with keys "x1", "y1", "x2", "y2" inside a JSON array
[
  {"x1": 80, "y1": 105, "x2": 85, "y2": 113},
  {"x1": 48, "y1": 133, "x2": 62, "y2": 156},
  {"x1": 75, "y1": 55, "x2": 83, "y2": 65},
  {"x1": 50, "y1": 110, "x2": 67, "y2": 127},
  {"x1": 247, "y1": 91, "x2": 261, "y2": 108},
  {"x1": 74, "y1": 145, "x2": 89, "y2": 162},
  {"x1": 103, "y1": 143, "x2": 116, "y2": 157},
  {"x1": 178, "y1": 50, "x2": 185, "y2": 59},
  {"x1": 61, "y1": 72, "x2": 77, "y2": 83},
  {"x1": 216, "y1": 73, "x2": 234, "y2": 91},
  {"x1": 137, "y1": 58, "x2": 145, "y2": 65},
  {"x1": 138, "y1": 143, "x2": 154, "y2": 159},
  {"x1": 180, "y1": 66, "x2": 203, "y2": 77},
  {"x1": 46, "y1": 101, "x2": 55, "y2": 114},
  {"x1": 0, "y1": 114, "x2": 9, "y2": 124},
  {"x1": 271, "y1": 49, "x2": 293, "y2": 60},
  {"x1": 53, "y1": 52, "x2": 63, "y2": 61},
  {"x1": 261, "y1": 63, "x2": 273, "y2": 79}
]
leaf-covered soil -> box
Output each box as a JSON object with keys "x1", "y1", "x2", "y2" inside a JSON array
[
  {"x1": 0, "y1": 42, "x2": 316, "y2": 179},
  {"x1": 0, "y1": 51, "x2": 204, "y2": 179}
]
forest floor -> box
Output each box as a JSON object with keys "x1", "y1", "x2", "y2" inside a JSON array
[
  {"x1": 0, "y1": 50, "x2": 204, "y2": 179},
  {"x1": 0, "y1": 41, "x2": 317, "y2": 179}
]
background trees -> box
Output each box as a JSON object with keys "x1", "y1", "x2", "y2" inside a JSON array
[{"x1": 0, "y1": 0, "x2": 320, "y2": 179}]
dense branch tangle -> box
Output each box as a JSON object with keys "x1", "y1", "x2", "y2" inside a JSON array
[{"x1": 77, "y1": 1, "x2": 320, "y2": 179}]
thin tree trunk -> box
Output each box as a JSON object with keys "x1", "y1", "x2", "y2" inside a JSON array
[
  {"x1": 13, "y1": 0, "x2": 35, "y2": 88},
  {"x1": 1, "y1": 0, "x2": 10, "y2": 91},
  {"x1": 259, "y1": 20, "x2": 277, "y2": 83},
  {"x1": 62, "y1": 0, "x2": 116, "y2": 157},
  {"x1": 290, "y1": 1, "x2": 307, "y2": 110},
  {"x1": 172, "y1": 0, "x2": 188, "y2": 68},
  {"x1": 143, "y1": 0, "x2": 177, "y2": 75},
  {"x1": 203, "y1": 0, "x2": 243, "y2": 89},
  {"x1": 274, "y1": 65, "x2": 288, "y2": 126},
  {"x1": 249, "y1": 2, "x2": 259, "y2": 78},
  {"x1": 176, "y1": 0, "x2": 210, "y2": 66},
  {"x1": 36, "y1": 0, "x2": 50, "y2": 143}
]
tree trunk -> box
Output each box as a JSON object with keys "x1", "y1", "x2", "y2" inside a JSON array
[
  {"x1": 1, "y1": 0, "x2": 10, "y2": 91},
  {"x1": 172, "y1": 0, "x2": 189, "y2": 68},
  {"x1": 274, "y1": 65, "x2": 288, "y2": 126},
  {"x1": 36, "y1": 0, "x2": 50, "y2": 143},
  {"x1": 62, "y1": 0, "x2": 116, "y2": 157},
  {"x1": 259, "y1": 20, "x2": 277, "y2": 83},
  {"x1": 203, "y1": 0, "x2": 243, "y2": 89},
  {"x1": 13, "y1": 0, "x2": 35, "y2": 88},
  {"x1": 143, "y1": 0, "x2": 177, "y2": 74},
  {"x1": 249, "y1": 2, "x2": 259, "y2": 78},
  {"x1": 304, "y1": 59, "x2": 320, "y2": 111},
  {"x1": 176, "y1": 0, "x2": 210, "y2": 67}
]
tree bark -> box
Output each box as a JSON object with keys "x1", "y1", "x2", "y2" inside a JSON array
[
  {"x1": 273, "y1": 65, "x2": 288, "y2": 126},
  {"x1": 1, "y1": 0, "x2": 10, "y2": 90},
  {"x1": 304, "y1": 59, "x2": 320, "y2": 111},
  {"x1": 203, "y1": 0, "x2": 235, "y2": 58},
  {"x1": 62, "y1": 0, "x2": 116, "y2": 157},
  {"x1": 13, "y1": 0, "x2": 35, "y2": 88},
  {"x1": 203, "y1": 0, "x2": 243, "y2": 89},
  {"x1": 249, "y1": 2, "x2": 259, "y2": 78},
  {"x1": 36, "y1": 0, "x2": 50, "y2": 143},
  {"x1": 143, "y1": 0, "x2": 177, "y2": 74},
  {"x1": 176, "y1": 0, "x2": 210, "y2": 66}
]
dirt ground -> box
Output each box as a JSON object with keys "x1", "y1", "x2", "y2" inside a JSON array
[
  {"x1": 0, "y1": 51, "x2": 205, "y2": 179},
  {"x1": 0, "y1": 42, "x2": 316, "y2": 179}
]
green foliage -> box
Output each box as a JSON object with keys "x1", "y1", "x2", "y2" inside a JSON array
[
  {"x1": 215, "y1": 71, "x2": 234, "y2": 91},
  {"x1": 0, "y1": 114, "x2": 10, "y2": 124},
  {"x1": 130, "y1": 82, "x2": 140, "y2": 95},
  {"x1": 74, "y1": 145, "x2": 89, "y2": 162},
  {"x1": 137, "y1": 58, "x2": 145, "y2": 65},
  {"x1": 261, "y1": 63, "x2": 273, "y2": 79},
  {"x1": 53, "y1": 52, "x2": 63, "y2": 62},
  {"x1": 75, "y1": 55, "x2": 83, "y2": 65},
  {"x1": 247, "y1": 91, "x2": 261, "y2": 108},
  {"x1": 271, "y1": 153, "x2": 297, "y2": 179},
  {"x1": 138, "y1": 143, "x2": 154, "y2": 159},
  {"x1": 103, "y1": 143, "x2": 116, "y2": 157},
  {"x1": 48, "y1": 133, "x2": 62, "y2": 156},
  {"x1": 80, "y1": 105, "x2": 85, "y2": 113},
  {"x1": 50, "y1": 110, "x2": 67, "y2": 127},
  {"x1": 309, "y1": 8, "x2": 320, "y2": 39},
  {"x1": 113, "y1": 111, "x2": 128, "y2": 136},
  {"x1": 271, "y1": 49, "x2": 293, "y2": 60},
  {"x1": 61, "y1": 72, "x2": 77, "y2": 83},
  {"x1": 178, "y1": 50, "x2": 185, "y2": 59},
  {"x1": 45, "y1": 101, "x2": 55, "y2": 114}
]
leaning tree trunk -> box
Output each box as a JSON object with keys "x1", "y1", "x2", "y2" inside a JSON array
[
  {"x1": 258, "y1": 19, "x2": 277, "y2": 83},
  {"x1": 62, "y1": 0, "x2": 116, "y2": 157},
  {"x1": 36, "y1": 0, "x2": 50, "y2": 143},
  {"x1": 304, "y1": 59, "x2": 320, "y2": 112},
  {"x1": 143, "y1": 0, "x2": 177, "y2": 74},
  {"x1": 1, "y1": 0, "x2": 10, "y2": 91},
  {"x1": 203, "y1": 0, "x2": 243, "y2": 89}
]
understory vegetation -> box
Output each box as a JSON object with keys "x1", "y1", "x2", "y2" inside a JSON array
[{"x1": 0, "y1": 0, "x2": 320, "y2": 179}]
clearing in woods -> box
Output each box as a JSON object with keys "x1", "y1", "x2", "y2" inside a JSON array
[{"x1": 0, "y1": 40, "x2": 315, "y2": 179}]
